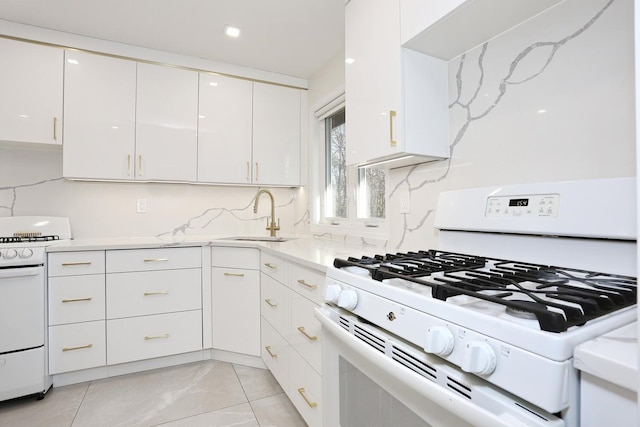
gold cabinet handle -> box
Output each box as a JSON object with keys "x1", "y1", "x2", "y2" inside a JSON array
[
  {"x1": 297, "y1": 326, "x2": 318, "y2": 341},
  {"x1": 138, "y1": 155, "x2": 143, "y2": 177},
  {"x1": 389, "y1": 110, "x2": 397, "y2": 147},
  {"x1": 246, "y1": 161, "x2": 250, "y2": 181},
  {"x1": 61, "y1": 261, "x2": 92, "y2": 266},
  {"x1": 62, "y1": 297, "x2": 92, "y2": 303},
  {"x1": 224, "y1": 272, "x2": 245, "y2": 277},
  {"x1": 297, "y1": 388, "x2": 318, "y2": 408},
  {"x1": 62, "y1": 343, "x2": 93, "y2": 352},
  {"x1": 143, "y1": 291, "x2": 169, "y2": 296},
  {"x1": 255, "y1": 162, "x2": 259, "y2": 181},
  {"x1": 127, "y1": 154, "x2": 131, "y2": 176},
  {"x1": 144, "y1": 258, "x2": 168, "y2": 262},
  {"x1": 264, "y1": 263, "x2": 277, "y2": 269},
  {"x1": 265, "y1": 345, "x2": 278, "y2": 358},
  {"x1": 53, "y1": 117, "x2": 58, "y2": 141},
  {"x1": 264, "y1": 299, "x2": 278, "y2": 308},
  {"x1": 297, "y1": 279, "x2": 317, "y2": 290},
  {"x1": 144, "y1": 334, "x2": 169, "y2": 340}
]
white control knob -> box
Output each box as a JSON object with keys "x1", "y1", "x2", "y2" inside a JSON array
[
  {"x1": 461, "y1": 341, "x2": 496, "y2": 375},
  {"x1": 337, "y1": 289, "x2": 358, "y2": 310},
  {"x1": 424, "y1": 326, "x2": 454, "y2": 356},
  {"x1": 324, "y1": 284, "x2": 342, "y2": 304},
  {"x1": 19, "y1": 248, "x2": 34, "y2": 259},
  {"x1": 4, "y1": 249, "x2": 17, "y2": 259}
]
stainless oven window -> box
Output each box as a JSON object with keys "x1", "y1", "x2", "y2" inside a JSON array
[{"x1": 339, "y1": 356, "x2": 432, "y2": 427}]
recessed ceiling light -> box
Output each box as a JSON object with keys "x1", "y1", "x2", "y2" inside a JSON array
[
  {"x1": 224, "y1": 25, "x2": 241, "y2": 38},
  {"x1": 67, "y1": 59, "x2": 79, "y2": 65}
]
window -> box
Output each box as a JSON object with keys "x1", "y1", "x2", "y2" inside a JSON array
[{"x1": 321, "y1": 107, "x2": 386, "y2": 229}]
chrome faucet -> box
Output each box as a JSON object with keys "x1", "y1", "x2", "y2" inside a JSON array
[{"x1": 253, "y1": 189, "x2": 280, "y2": 237}]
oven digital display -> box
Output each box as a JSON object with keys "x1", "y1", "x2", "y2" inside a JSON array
[{"x1": 509, "y1": 198, "x2": 529, "y2": 207}]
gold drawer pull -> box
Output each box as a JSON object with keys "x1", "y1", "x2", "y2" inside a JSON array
[
  {"x1": 144, "y1": 334, "x2": 170, "y2": 340},
  {"x1": 265, "y1": 345, "x2": 278, "y2": 358},
  {"x1": 143, "y1": 291, "x2": 169, "y2": 296},
  {"x1": 62, "y1": 343, "x2": 93, "y2": 352},
  {"x1": 297, "y1": 279, "x2": 317, "y2": 290},
  {"x1": 264, "y1": 299, "x2": 278, "y2": 308},
  {"x1": 144, "y1": 258, "x2": 168, "y2": 262},
  {"x1": 53, "y1": 117, "x2": 58, "y2": 141},
  {"x1": 62, "y1": 297, "x2": 92, "y2": 303},
  {"x1": 297, "y1": 387, "x2": 318, "y2": 408},
  {"x1": 224, "y1": 272, "x2": 245, "y2": 277},
  {"x1": 61, "y1": 261, "x2": 92, "y2": 266},
  {"x1": 264, "y1": 263, "x2": 277, "y2": 269},
  {"x1": 297, "y1": 326, "x2": 318, "y2": 341}
]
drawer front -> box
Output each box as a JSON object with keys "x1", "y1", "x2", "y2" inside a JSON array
[
  {"x1": 106, "y1": 269, "x2": 201, "y2": 319},
  {"x1": 289, "y1": 349, "x2": 323, "y2": 427},
  {"x1": 261, "y1": 319, "x2": 289, "y2": 391},
  {"x1": 48, "y1": 275, "x2": 105, "y2": 325},
  {"x1": 260, "y1": 273, "x2": 289, "y2": 335},
  {"x1": 260, "y1": 251, "x2": 287, "y2": 283},
  {"x1": 49, "y1": 321, "x2": 106, "y2": 374},
  {"x1": 48, "y1": 251, "x2": 105, "y2": 277},
  {"x1": 107, "y1": 310, "x2": 202, "y2": 365},
  {"x1": 212, "y1": 267, "x2": 260, "y2": 356},
  {"x1": 212, "y1": 247, "x2": 260, "y2": 269},
  {"x1": 289, "y1": 292, "x2": 321, "y2": 374},
  {"x1": 106, "y1": 247, "x2": 201, "y2": 273},
  {"x1": 288, "y1": 263, "x2": 325, "y2": 305}
]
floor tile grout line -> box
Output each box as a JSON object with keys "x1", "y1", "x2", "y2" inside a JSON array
[{"x1": 68, "y1": 380, "x2": 91, "y2": 427}]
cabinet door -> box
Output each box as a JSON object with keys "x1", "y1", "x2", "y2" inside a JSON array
[
  {"x1": 63, "y1": 51, "x2": 136, "y2": 179},
  {"x1": 211, "y1": 267, "x2": 260, "y2": 355},
  {"x1": 345, "y1": 0, "x2": 402, "y2": 165},
  {"x1": 252, "y1": 83, "x2": 301, "y2": 185},
  {"x1": 136, "y1": 63, "x2": 198, "y2": 182},
  {"x1": 198, "y1": 74, "x2": 253, "y2": 184},
  {"x1": 0, "y1": 39, "x2": 63, "y2": 145}
]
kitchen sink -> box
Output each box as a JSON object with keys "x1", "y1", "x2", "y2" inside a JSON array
[{"x1": 217, "y1": 236, "x2": 296, "y2": 242}]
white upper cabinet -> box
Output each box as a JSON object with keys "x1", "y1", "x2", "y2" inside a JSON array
[
  {"x1": 252, "y1": 83, "x2": 302, "y2": 186},
  {"x1": 136, "y1": 63, "x2": 199, "y2": 182},
  {"x1": 345, "y1": 0, "x2": 449, "y2": 169},
  {"x1": 63, "y1": 51, "x2": 137, "y2": 180},
  {"x1": 0, "y1": 38, "x2": 63, "y2": 145},
  {"x1": 198, "y1": 74, "x2": 253, "y2": 184}
]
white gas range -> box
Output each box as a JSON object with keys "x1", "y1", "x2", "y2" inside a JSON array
[
  {"x1": 0, "y1": 216, "x2": 71, "y2": 402},
  {"x1": 316, "y1": 177, "x2": 636, "y2": 427}
]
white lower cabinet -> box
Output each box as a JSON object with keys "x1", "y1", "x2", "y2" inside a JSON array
[
  {"x1": 259, "y1": 253, "x2": 325, "y2": 427},
  {"x1": 49, "y1": 321, "x2": 106, "y2": 374},
  {"x1": 107, "y1": 310, "x2": 202, "y2": 365}
]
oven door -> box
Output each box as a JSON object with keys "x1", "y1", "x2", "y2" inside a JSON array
[
  {"x1": 0, "y1": 265, "x2": 45, "y2": 353},
  {"x1": 315, "y1": 306, "x2": 564, "y2": 427}
]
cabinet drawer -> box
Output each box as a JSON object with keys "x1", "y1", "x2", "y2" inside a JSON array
[
  {"x1": 289, "y1": 292, "x2": 321, "y2": 374},
  {"x1": 48, "y1": 275, "x2": 105, "y2": 325},
  {"x1": 49, "y1": 321, "x2": 106, "y2": 374},
  {"x1": 260, "y1": 273, "x2": 289, "y2": 335},
  {"x1": 212, "y1": 267, "x2": 260, "y2": 356},
  {"x1": 261, "y1": 319, "x2": 289, "y2": 391},
  {"x1": 289, "y1": 349, "x2": 323, "y2": 427},
  {"x1": 260, "y1": 252, "x2": 287, "y2": 283},
  {"x1": 212, "y1": 247, "x2": 259, "y2": 269},
  {"x1": 107, "y1": 310, "x2": 202, "y2": 365},
  {"x1": 48, "y1": 251, "x2": 105, "y2": 277},
  {"x1": 106, "y1": 247, "x2": 201, "y2": 273},
  {"x1": 288, "y1": 263, "x2": 325, "y2": 305},
  {"x1": 106, "y1": 269, "x2": 201, "y2": 319}
]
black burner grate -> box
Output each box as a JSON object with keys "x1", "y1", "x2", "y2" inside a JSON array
[{"x1": 0, "y1": 235, "x2": 60, "y2": 244}]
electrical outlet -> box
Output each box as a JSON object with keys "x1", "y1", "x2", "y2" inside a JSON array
[
  {"x1": 400, "y1": 191, "x2": 410, "y2": 214},
  {"x1": 136, "y1": 198, "x2": 147, "y2": 213}
]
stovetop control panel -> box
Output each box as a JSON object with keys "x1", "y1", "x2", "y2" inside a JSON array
[{"x1": 485, "y1": 193, "x2": 559, "y2": 218}]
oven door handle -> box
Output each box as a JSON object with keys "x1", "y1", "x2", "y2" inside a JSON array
[
  {"x1": 0, "y1": 266, "x2": 42, "y2": 279},
  {"x1": 314, "y1": 307, "x2": 529, "y2": 427}
]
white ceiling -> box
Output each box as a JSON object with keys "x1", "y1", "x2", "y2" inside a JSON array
[{"x1": 0, "y1": 0, "x2": 345, "y2": 79}]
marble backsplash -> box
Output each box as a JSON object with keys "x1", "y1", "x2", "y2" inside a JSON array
[{"x1": 387, "y1": 0, "x2": 635, "y2": 250}]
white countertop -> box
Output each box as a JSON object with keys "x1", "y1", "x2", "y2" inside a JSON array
[
  {"x1": 45, "y1": 234, "x2": 386, "y2": 272},
  {"x1": 574, "y1": 321, "x2": 638, "y2": 392}
]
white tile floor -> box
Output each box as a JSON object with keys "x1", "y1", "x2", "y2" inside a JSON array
[{"x1": 0, "y1": 360, "x2": 307, "y2": 427}]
